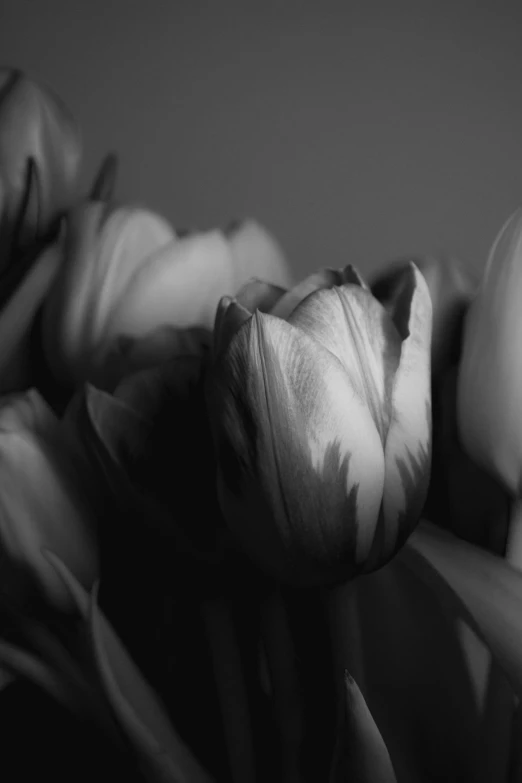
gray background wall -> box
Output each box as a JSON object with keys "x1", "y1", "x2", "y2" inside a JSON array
[{"x1": 2, "y1": 0, "x2": 522, "y2": 280}]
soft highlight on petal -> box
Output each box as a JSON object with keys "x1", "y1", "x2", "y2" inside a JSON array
[
  {"x1": 106, "y1": 229, "x2": 235, "y2": 338},
  {"x1": 210, "y1": 312, "x2": 385, "y2": 583},
  {"x1": 288, "y1": 283, "x2": 402, "y2": 444},
  {"x1": 381, "y1": 263, "x2": 432, "y2": 554},
  {"x1": 227, "y1": 218, "x2": 294, "y2": 293}
]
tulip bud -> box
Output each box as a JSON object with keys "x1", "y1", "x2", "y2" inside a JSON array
[
  {"x1": 0, "y1": 68, "x2": 82, "y2": 270},
  {"x1": 42, "y1": 205, "x2": 293, "y2": 391},
  {"x1": 0, "y1": 389, "x2": 99, "y2": 611},
  {"x1": 207, "y1": 264, "x2": 432, "y2": 586},
  {"x1": 457, "y1": 208, "x2": 522, "y2": 497}
]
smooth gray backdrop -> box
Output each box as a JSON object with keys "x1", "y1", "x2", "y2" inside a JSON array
[{"x1": 2, "y1": 1, "x2": 522, "y2": 280}]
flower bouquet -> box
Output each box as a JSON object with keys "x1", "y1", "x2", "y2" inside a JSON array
[{"x1": 1, "y1": 66, "x2": 522, "y2": 783}]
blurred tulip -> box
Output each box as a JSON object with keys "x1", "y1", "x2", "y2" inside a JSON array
[
  {"x1": 0, "y1": 68, "x2": 82, "y2": 270},
  {"x1": 42, "y1": 204, "x2": 293, "y2": 391},
  {"x1": 457, "y1": 208, "x2": 522, "y2": 499},
  {"x1": 0, "y1": 388, "x2": 99, "y2": 611},
  {"x1": 207, "y1": 263, "x2": 432, "y2": 586}
]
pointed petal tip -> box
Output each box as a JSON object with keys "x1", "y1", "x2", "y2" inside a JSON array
[{"x1": 344, "y1": 669, "x2": 356, "y2": 687}]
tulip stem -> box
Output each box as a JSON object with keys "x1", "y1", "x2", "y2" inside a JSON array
[
  {"x1": 201, "y1": 597, "x2": 256, "y2": 783},
  {"x1": 259, "y1": 590, "x2": 304, "y2": 783},
  {"x1": 326, "y1": 581, "x2": 366, "y2": 723}
]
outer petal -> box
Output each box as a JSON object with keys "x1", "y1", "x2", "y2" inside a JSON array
[
  {"x1": 271, "y1": 265, "x2": 367, "y2": 321},
  {"x1": 83, "y1": 205, "x2": 176, "y2": 340},
  {"x1": 457, "y1": 208, "x2": 522, "y2": 496},
  {"x1": 372, "y1": 255, "x2": 475, "y2": 377},
  {"x1": 226, "y1": 218, "x2": 294, "y2": 292},
  {"x1": 42, "y1": 203, "x2": 176, "y2": 385},
  {"x1": 106, "y1": 229, "x2": 235, "y2": 338},
  {"x1": 0, "y1": 390, "x2": 99, "y2": 610},
  {"x1": 234, "y1": 277, "x2": 288, "y2": 315},
  {"x1": 213, "y1": 296, "x2": 253, "y2": 361},
  {"x1": 213, "y1": 279, "x2": 288, "y2": 361},
  {"x1": 287, "y1": 283, "x2": 402, "y2": 444},
  {"x1": 208, "y1": 312, "x2": 385, "y2": 585},
  {"x1": 97, "y1": 325, "x2": 212, "y2": 390},
  {"x1": 379, "y1": 263, "x2": 432, "y2": 559}
]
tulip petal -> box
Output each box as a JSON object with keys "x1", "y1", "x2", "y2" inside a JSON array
[
  {"x1": 329, "y1": 672, "x2": 397, "y2": 783},
  {"x1": 107, "y1": 229, "x2": 236, "y2": 338},
  {"x1": 287, "y1": 283, "x2": 402, "y2": 444},
  {"x1": 89, "y1": 206, "x2": 176, "y2": 338},
  {"x1": 46, "y1": 552, "x2": 214, "y2": 782},
  {"x1": 45, "y1": 205, "x2": 175, "y2": 369},
  {"x1": 213, "y1": 296, "x2": 255, "y2": 359},
  {"x1": 271, "y1": 265, "x2": 367, "y2": 321},
  {"x1": 97, "y1": 324, "x2": 212, "y2": 391},
  {"x1": 227, "y1": 219, "x2": 294, "y2": 292},
  {"x1": 379, "y1": 263, "x2": 432, "y2": 556},
  {"x1": 83, "y1": 383, "x2": 152, "y2": 475},
  {"x1": 234, "y1": 277, "x2": 288, "y2": 314},
  {"x1": 399, "y1": 521, "x2": 522, "y2": 699},
  {"x1": 379, "y1": 255, "x2": 473, "y2": 379},
  {"x1": 210, "y1": 312, "x2": 385, "y2": 583},
  {"x1": 0, "y1": 389, "x2": 99, "y2": 609}
]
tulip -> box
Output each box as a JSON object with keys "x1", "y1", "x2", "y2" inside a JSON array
[
  {"x1": 207, "y1": 263, "x2": 432, "y2": 586},
  {"x1": 0, "y1": 388, "x2": 99, "y2": 611},
  {"x1": 42, "y1": 204, "x2": 293, "y2": 391},
  {"x1": 457, "y1": 208, "x2": 522, "y2": 500},
  {"x1": 0, "y1": 68, "x2": 82, "y2": 271}
]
